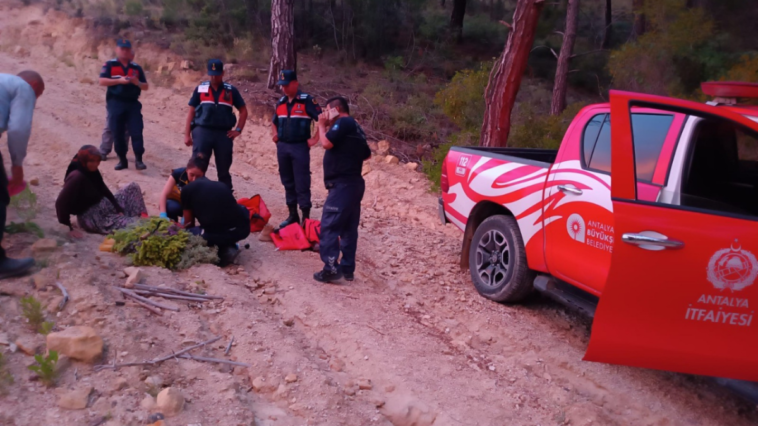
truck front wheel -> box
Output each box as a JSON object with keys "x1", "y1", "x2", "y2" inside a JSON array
[{"x1": 468, "y1": 215, "x2": 534, "y2": 303}]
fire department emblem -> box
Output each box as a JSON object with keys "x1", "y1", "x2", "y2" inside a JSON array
[
  {"x1": 707, "y1": 240, "x2": 758, "y2": 292},
  {"x1": 566, "y1": 213, "x2": 585, "y2": 243}
]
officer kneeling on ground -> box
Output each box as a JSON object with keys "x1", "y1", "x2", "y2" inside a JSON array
[
  {"x1": 185, "y1": 59, "x2": 247, "y2": 191},
  {"x1": 313, "y1": 96, "x2": 371, "y2": 283}
]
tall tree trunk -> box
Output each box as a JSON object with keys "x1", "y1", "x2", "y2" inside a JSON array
[
  {"x1": 450, "y1": 0, "x2": 467, "y2": 43},
  {"x1": 551, "y1": 0, "x2": 579, "y2": 116},
  {"x1": 601, "y1": 0, "x2": 612, "y2": 48},
  {"x1": 479, "y1": 0, "x2": 544, "y2": 147},
  {"x1": 268, "y1": 0, "x2": 297, "y2": 89},
  {"x1": 632, "y1": 0, "x2": 645, "y2": 38}
]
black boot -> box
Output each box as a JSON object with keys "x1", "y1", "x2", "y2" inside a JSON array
[
  {"x1": 301, "y1": 208, "x2": 310, "y2": 225},
  {"x1": 0, "y1": 256, "x2": 35, "y2": 280},
  {"x1": 313, "y1": 268, "x2": 343, "y2": 283},
  {"x1": 278, "y1": 205, "x2": 300, "y2": 229},
  {"x1": 114, "y1": 156, "x2": 128, "y2": 170},
  {"x1": 135, "y1": 155, "x2": 147, "y2": 170}
]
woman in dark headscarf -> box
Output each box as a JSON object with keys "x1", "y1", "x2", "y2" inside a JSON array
[{"x1": 55, "y1": 145, "x2": 147, "y2": 237}]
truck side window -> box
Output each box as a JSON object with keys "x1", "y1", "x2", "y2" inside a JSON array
[
  {"x1": 582, "y1": 114, "x2": 606, "y2": 168},
  {"x1": 583, "y1": 113, "x2": 674, "y2": 182},
  {"x1": 680, "y1": 119, "x2": 758, "y2": 217},
  {"x1": 631, "y1": 114, "x2": 675, "y2": 182}
]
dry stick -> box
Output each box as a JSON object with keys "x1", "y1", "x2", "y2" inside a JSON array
[
  {"x1": 54, "y1": 281, "x2": 69, "y2": 311},
  {"x1": 131, "y1": 289, "x2": 212, "y2": 303},
  {"x1": 178, "y1": 353, "x2": 250, "y2": 367},
  {"x1": 133, "y1": 284, "x2": 224, "y2": 300},
  {"x1": 151, "y1": 336, "x2": 223, "y2": 363},
  {"x1": 130, "y1": 298, "x2": 163, "y2": 316},
  {"x1": 116, "y1": 288, "x2": 180, "y2": 312},
  {"x1": 94, "y1": 336, "x2": 223, "y2": 371},
  {"x1": 225, "y1": 336, "x2": 234, "y2": 355}
]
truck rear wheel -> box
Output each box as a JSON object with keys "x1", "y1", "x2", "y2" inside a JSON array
[{"x1": 468, "y1": 215, "x2": 534, "y2": 303}]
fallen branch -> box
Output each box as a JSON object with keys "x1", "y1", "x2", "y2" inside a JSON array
[
  {"x1": 94, "y1": 336, "x2": 222, "y2": 371},
  {"x1": 55, "y1": 281, "x2": 69, "y2": 311},
  {"x1": 131, "y1": 298, "x2": 163, "y2": 316},
  {"x1": 133, "y1": 283, "x2": 224, "y2": 300},
  {"x1": 131, "y1": 289, "x2": 212, "y2": 303},
  {"x1": 178, "y1": 353, "x2": 250, "y2": 367},
  {"x1": 116, "y1": 288, "x2": 180, "y2": 312},
  {"x1": 151, "y1": 336, "x2": 223, "y2": 363},
  {"x1": 225, "y1": 336, "x2": 234, "y2": 355}
]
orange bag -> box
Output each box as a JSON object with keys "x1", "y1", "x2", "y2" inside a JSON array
[
  {"x1": 303, "y1": 218, "x2": 321, "y2": 244},
  {"x1": 238, "y1": 195, "x2": 271, "y2": 232},
  {"x1": 271, "y1": 223, "x2": 312, "y2": 251}
]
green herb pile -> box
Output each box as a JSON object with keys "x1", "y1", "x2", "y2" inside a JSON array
[{"x1": 110, "y1": 218, "x2": 218, "y2": 270}]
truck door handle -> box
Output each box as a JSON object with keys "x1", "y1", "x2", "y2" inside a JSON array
[
  {"x1": 622, "y1": 233, "x2": 684, "y2": 250},
  {"x1": 558, "y1": 185, "x2": 583, "y2": 195}
]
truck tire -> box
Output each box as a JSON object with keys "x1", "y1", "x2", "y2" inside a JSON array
[{"x1": 468, "y1": 215, "x2": 534, "y2": 303}]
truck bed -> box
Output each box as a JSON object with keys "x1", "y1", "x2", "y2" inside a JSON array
[{"x1": 450, "y1": 146, "x2": 558, "y2": 167}]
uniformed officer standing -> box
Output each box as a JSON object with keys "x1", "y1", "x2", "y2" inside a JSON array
[
  {"x1": 184, "y1": 59, "x2": 247, "y2": 191},
  {"x1": 271, "y1": 70, "x2": 322, "y2": 228},
  {"x1": 98, "y1": 39, "x2": 149, "y2": 170},
  {"x1": 313, "y1": 96, "x2": 371, "y2": 283}
]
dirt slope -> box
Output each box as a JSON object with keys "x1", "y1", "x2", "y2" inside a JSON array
[{"x1": 0, "y1": 4, "x2": 756, "y2": 426}]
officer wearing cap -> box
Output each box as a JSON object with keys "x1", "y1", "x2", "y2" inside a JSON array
[
  {"x1": 98, "y1": 39, "x2": 149, "y2": 170},
  {"x1": 271, "y1": 70, "x2": 322, "y2": 228},
  {"x1": 185, "y1": 59, "x2": 247, "y2": 191}
]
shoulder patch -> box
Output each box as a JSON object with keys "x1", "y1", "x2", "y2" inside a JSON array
[
  {"x1": 279, "y1": 96, "x2": 287, "y2": 103},
  {"x1": 223, "y1": 83, "x2": 233, "y2": 89},
  {"x1": 299, "y1": 94, "x2": 309, "y2": 99},
  {"x1": 331, "y1": 124, "x2": 340, "y2": 131}
]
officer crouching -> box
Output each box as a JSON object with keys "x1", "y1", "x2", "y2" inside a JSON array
[
  {"x1": 184, "y1": 59, "x2": 247, "y2": 191},
  {"x1": 313, "y1": 97, "x2": 371, "y2": 283}
]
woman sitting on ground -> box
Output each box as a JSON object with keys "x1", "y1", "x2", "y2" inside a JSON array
[
  {"x1": 55, "y1": 145, "x2": 147, "y2": 238},
  {"x1": 158, "y1": 153, "x2": 209, "y2": 221},
  {"x1": 180, "y1": 163, "x2": 250, "y2": 266}
]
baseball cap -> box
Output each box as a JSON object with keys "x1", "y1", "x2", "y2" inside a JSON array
[
  {"x1": 277, "y1": 70, "x2": 297, "y2": 85},
  {"x1": 207, "y1": 59, "x2": 224, "y2": 76},
  {"x1": 116, "y1": 39, "x2": 132, "y2": 48}
]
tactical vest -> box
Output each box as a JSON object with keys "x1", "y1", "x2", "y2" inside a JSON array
[
  {"x1": 193, "y1": 82, "x2": 237, "y2": 130},
  {"x1": 275, "y1": 94, "x2": 314, "y2": 142}
]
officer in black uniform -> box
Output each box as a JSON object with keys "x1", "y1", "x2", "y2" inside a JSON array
[
  {"x1": 313, "y1": 96, "x2": 371, "y2": 283},
  {"x1": 185, "y1": 59, "x2": 247, "y2": 191},
  {"x1": 98, "y1": 39, "x2": 149, "y2": 171},
  {"x1": 271, "y1": 70, "x2": 322, "y2": 228}
]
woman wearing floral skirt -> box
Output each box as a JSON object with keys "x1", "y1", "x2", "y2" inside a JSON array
[{"x1": 55, "y1": 145, "x2": 146, "y2": 238}]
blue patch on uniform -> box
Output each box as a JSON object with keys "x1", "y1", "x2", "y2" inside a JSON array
[{"x1": 331, "y1": 124, "x2": 339, "y2": 131}]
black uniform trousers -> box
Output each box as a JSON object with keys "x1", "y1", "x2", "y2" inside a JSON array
[
  {"x1": 319, "y1": 179, "x2": 365, "y2": 275},
  {"x1": 200, "y1": 205, "x2": 251, "y2": 249},
  {"x1": 0, "y1": 152, "x2": 10, "y2": 259},
  {"x1": 107, "y1": 98, "x2": 145, "y2": 159},
  {"x1": 276, "y1": 141, "x2": 312, "y2": 209},
  {"x1": 192, "y1": 126, "x2": 234, "y2": 191}
]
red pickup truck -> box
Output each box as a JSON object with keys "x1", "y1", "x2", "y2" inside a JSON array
[{"x1": 439, "y1": 84, "x2": 758, "y2": 391}]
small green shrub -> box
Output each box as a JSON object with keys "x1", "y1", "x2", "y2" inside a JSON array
[
  {"x1": 124, "y1": 0, "x2": 144, "y2": 17},
  {"x1": 20, "y1": 296, "x2": 45, "y2": 332},
  {"x1": 509, "y1": 102, "x2": 586, "y2": 150},
  {"x1": 5, "y1": 221, "x2": 44, "y2": 238},
  {"x1": 9, "y1": 187, "x2": 37, "y2": 221},
  {"x1": 28, "y1": 351, "x2": 58, "y2": 387},
  {"x1": 0, "y1": 352, "x2": 13, "y2": 393},
  {"x1": 111, "y1": 218, "x2": 216, "y2": 270},
  {"x1": 434, "y1": 63, "x2": 491, "y2": 134},
  {"x1": 39, "y1": 321, "x2": 55, "y2": 335},
  {"x1": 175, "y1": 235, "x2": 219, "y2": 270}
]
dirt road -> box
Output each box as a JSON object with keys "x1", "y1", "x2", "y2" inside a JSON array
[{"x1": 0, "y1": 5, "x2": 756, "y2": 426}]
